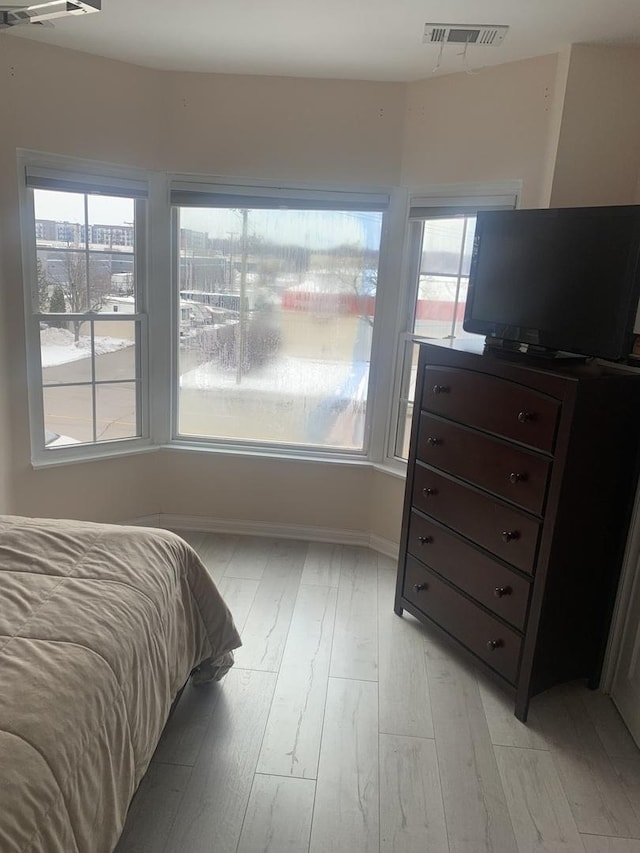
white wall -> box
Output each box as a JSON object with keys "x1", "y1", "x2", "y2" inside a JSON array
[
  {"x1": 549, "y1": 44, "x2": 640, "y2": 207},
  {"x1": 401, "y1": 54, "x2": 559, "y2": 208}
]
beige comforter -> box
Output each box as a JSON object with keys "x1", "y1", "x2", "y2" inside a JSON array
[{"x1": 0, "y1": 515, "x2": 241, "y2": 853}]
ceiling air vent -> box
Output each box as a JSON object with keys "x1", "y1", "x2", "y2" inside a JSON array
[{"x1": 423, "y1": 24, "x2": 509, "y2": 47}]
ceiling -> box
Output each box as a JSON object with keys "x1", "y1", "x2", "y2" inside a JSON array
[{"x1": 5, "y1": 0, "x2": 640, "y2": 82}]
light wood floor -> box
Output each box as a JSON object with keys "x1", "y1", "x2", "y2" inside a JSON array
[{"x1": 115, "y1": 533, "x2": 640, "y2": 853}]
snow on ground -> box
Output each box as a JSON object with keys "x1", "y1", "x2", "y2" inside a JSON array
[
  {"x1": 180, "y1": 355, "x2": 369, "y2": 400},
  {"x1": 40, "y1": 327, "x2": 133, "y2": 368}
]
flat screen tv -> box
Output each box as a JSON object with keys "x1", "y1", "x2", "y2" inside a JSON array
[{"x1": 463, "y1": 205, "x2": 640, "y2": 362}]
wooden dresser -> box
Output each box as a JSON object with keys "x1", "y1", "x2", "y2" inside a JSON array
[{"x1": 394, "y1": 339, "x2": 640, "y2": 720}]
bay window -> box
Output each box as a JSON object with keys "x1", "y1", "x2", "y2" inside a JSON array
[{"x1": 19, "y1": 154, "x2": 519, "y2": 473}]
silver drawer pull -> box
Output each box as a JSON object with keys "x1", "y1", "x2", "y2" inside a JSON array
[
  {"x1": 508, "y1": 472, "x2": 526, "y2": 484},
  {"x1": 486, "y1": 639, "x2": 503, "y2": 651},
  {"x1": 426, "y1": 436, "x2": 442, "y2": 447},
  {"x1": 432, "y1": 384, "x2": 450, "y2": 395},
  {"x1": 517, "y1": 411, "x2": 532, "y2": 423},
  {"x1": 417, "y1": 535, "x2": 433, "y2": 545},
  {"x1": 413, "y1": 582, "x2": 428, "y2": 593},
  {"x1": 422, "y1": 487, "x2": 437, "y2": 497}
]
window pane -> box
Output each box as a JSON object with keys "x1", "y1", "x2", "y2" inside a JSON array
[
  {"x1": 41, "y1": 319, "x2": 93, "y2": 385},
  {"x1": 43, "y1": 384, "x2": 93, "y2": 446},
  {"x1": 34, "y1": 190, "x2": 84, "y2": 243},
  {"x1": 35, "y1": 189, "x2": 137, "y2": 313},
  {"x1": 93, "y1": 320, "x2": 137, "y2": 382},
  {"x1": 413, "y1": 215, "x2": 477, "y2": 341},
  {"x1": 95, "y1": 382, "x2": 139, "y2": 441},
  {"x1": 177, "y1": 206, "x2": 382, "y2": 450},
  {"x1": 88, "y1": 195, "x2": 134, "y2": 249},
  {"x1": 421, "y1": 216, "x2": 475, "y2": 276}
]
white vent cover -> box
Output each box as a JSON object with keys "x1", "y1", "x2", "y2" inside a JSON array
[{"x1": 423, "y1": 23, "x2": 508, "y2": 47}]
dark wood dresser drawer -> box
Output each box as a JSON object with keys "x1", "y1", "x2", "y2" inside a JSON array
[
  {"x1": 407, "y1": 511, "x2": 531, "y2": 630},
  {"x1": 416, "y1": 412, "x2": 551, "y2": 515},
  {"x1": 404, "y1": 556, "x2": 522, "y2": 684},
  {"x1": 413, "y1": 465, "x2": 541, "y2": 574},
  {"x1": 422, "y1": 366, "x2": 560, "y2": 452}
]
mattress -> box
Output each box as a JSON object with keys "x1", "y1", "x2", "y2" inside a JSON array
[{"x1": 0, "y1": 515, "x2": 241, "y2": 853}]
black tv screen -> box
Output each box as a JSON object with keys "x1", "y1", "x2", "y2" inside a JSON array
[{"x1": 463, "y1": 206, "x2": 640, "y2": 361}]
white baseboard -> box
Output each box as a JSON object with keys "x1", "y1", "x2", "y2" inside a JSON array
[{"x1": 128, "y1": 512, "x2": 399, "y2": 560}]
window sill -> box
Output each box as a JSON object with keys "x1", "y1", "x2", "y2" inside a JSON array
[
  {"x1": 162, "y1": 438, "x2": 373, "y2": 468},
  {"x1": 31, "y1": 440, "x2": 157, "y2": 469},
  {"x1": 31, "y1": 437, "x2": 410, "y2": 477}
]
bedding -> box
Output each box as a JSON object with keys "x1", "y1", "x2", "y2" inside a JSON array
[{"x1": 0, "y1": 515, "x2": 241, "y2": 853}]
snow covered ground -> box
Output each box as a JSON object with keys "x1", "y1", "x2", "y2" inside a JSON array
[
  {"x1": 180, "y1": 355, "x2": 369, "y2": 401},
  {"x1": 40, "y1": 327, "x2": 133, "y2": 368}
]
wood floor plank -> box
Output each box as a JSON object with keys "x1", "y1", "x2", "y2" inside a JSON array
[
  {"x1": 329, "y1": 546, "x2": 379, "y2": 681},
  {"x1": 301, "y1": 542, "x2": 342, "y2": 587},
  {"x1": 195, "y1": 533, "x2": 239, "y2": 583},
  {"x1": 426, "y1": 650, "x2": 518, "y2": 853},
  {"x1": 379, "y1": 733, "x2": 449, "y2": 853},
  {"x1": 257, "y1": 584, "x2": 337, "y2": 778},
  {"x1": 223, "y1": 536, "x2": 277, "y2": 580},
  {"x1": 216, "y1": 576, "x2": 260, "y2": 635},
  {"x1": 309, "y1": 678, "x2": 379, "y2": 853},
  {"x1": 579, "y1": 690, "x2": 640, "y2": 760},
  {"x1": 162, "y1": 668, "x2": 276, "y2": 853},
  {"x1": 479, "y1": 679, "x2": 549, "y2": 750},
  {"x1": 495, "y1": 745, "x2": 585, "y2": 852},
  {"x1": 233, "y1": 540, "x2": 307, "y2": 671},
  {"x1": 378, "y1": 567, "x2": 433, "y2": 738},
  {"x1": 535, "y1": 687, "x2": 640, "y2": 838},
  {"x1": 611, "y1": 756, "x2": 640, "y2": 824},
  {"x1": 114, "y1": 762, "x2": 191, "y2": 853},
  {"x1": 581, "y1": 837, "x2": 640, "y2": 853},
  {"x1": 153, "y1": 680, "x2": 224, "y2": 767},
  {"x1": 236, "y1": 774, "x2": 316, "y2": 853}
]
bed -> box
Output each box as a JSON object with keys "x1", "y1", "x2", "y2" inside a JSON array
[{"x1": 0, "y1": 515, "x2": 241, "y2": 853}]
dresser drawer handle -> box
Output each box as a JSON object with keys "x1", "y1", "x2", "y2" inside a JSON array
[
  {"x1": 500, "y1": 530, "x2": 519, "y2": 543},
  {"x1": 494, "y1": 586, "x2": 512, "y2": 598},
  {"x1": 413, "y1": 582, "x2": 428, "y2": 593},
  {"x1": 508, "y1": 472, "x2": 526, "y2": 484},
  {"x1": 432, "y1": 384, "x2": 450, "y2": 395},
  {"x1": 517, "y1": 411, "x2": 533, "y2": 423},
  {"x1": 426, "y1": 436, "x2": 442, "y2": 447},
  {"x1": 422, "y1": 487, "x2": 437, "y2": 497},
  {"x1": 417, "y1": 535, "x2": 433, "y2": 545},
  {"x1": 486, "y1": 639, "x2": 503, "y2": 651}
]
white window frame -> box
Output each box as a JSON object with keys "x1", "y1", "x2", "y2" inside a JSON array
[
  {"x1": 17, "y1": 158, "x2": 524, "y2": 473},
  {"x1": 18, "y1": 151, "x2": 154, "y2": 467},
  {"x1": 382, "y1": 182, "x2": 522, "y2": 472},
  {"x1": 167, "y1": 174, "x2": 392, "y2": 462}
]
